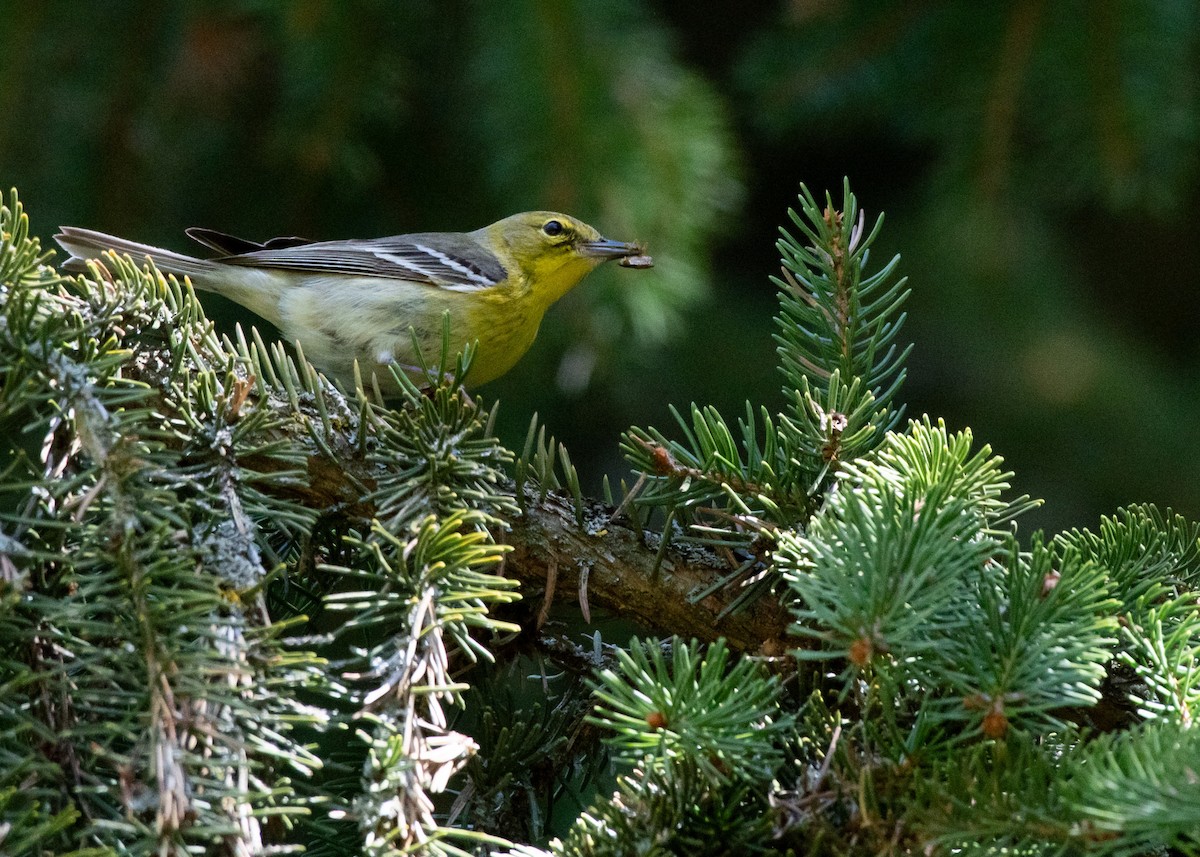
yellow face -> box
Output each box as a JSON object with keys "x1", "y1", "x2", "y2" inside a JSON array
[{"x1": 483, "y1": 212, "x2": 640, "y2": 308}]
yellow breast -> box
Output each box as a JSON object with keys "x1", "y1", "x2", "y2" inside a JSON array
[{"x1": 461, "y1": 284, "x2": 545, "y2": 385}]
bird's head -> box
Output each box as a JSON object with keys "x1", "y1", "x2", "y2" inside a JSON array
[{"x1": 479, "y1": 211, "x2": 647, "y2": 307}]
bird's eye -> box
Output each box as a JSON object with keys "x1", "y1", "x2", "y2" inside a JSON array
[{"x1": 542, "y1": 219, "x2": 565, "y2": 237}]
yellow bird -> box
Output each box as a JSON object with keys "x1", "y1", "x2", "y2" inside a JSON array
[{"x1": 56, "y1": 212, "x2": 652, "y2": 392}]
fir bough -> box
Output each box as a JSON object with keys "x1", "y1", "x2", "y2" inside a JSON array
[
  {"x1": 619, "y1": 181, "x2": 913, "y2": 615},
  {"x1": 0, "y1": 190, "x2": 326, "y2": 855},
  {"x1": 603, "y1": 181, "x2": 1200, "y2": 855}
]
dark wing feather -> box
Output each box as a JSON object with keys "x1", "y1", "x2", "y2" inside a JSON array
[
  {"x1": 215, "y1": 233, "x2": 506, "y2": 291},
  {"x1": 186, "y1": 227, "x2": 314, "y2": 256}
]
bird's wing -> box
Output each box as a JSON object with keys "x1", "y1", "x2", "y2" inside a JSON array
[{"x1": 215, "y1": 233, "x2": 507, "y2": 292}]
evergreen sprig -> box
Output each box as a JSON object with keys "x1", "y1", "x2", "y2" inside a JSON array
[
  {"x1": 621, "y1": 401, "x2": 812, "y2": 524},
  {"x1": 620, "y1": 182, "x2": 914, "y2": 602},
  {"x1": 0, "y1": 787, "x2": 96, "y2": 857},
  {"x1": 920, "y1": 724, "x2": 1200, "y2": 854},
  {"x1": 932, "y1": 536, "x2": 1118, "y2": 735},
  {"x1": 1063, "y1": 720, "x2": 1200, "y2": 850},
  {"x1": 323, "y1": 508, "x2": 518, "y2": 855},
  {"x1": 326, "y1": 510, "x2": 518, "y2": 682},
  {"x1": 367, "y1": 343, "x2": 517, "y2": 528},
  {"x1": 514, "y1": 413, "x2": 586, "y2": 524},
  {"x1": 774, "y1": 179, "x2": 910, "y2": 438},
  {"x1": 588, "y1": 637, "x2": 789, "y2": 784},
  {"x1": 1117, "y1": 593, "x2": 1200, "y2": 723},
  {"x1": 781, "y1": 418, "x2": 1116, "y2": 738},
  {"x1": 1059, "y1": 505, "x2": 1200, "y2": 724},
  {"x1": 779, "y1": 419, "x2": 1008, "y2": 676},
  {"x1": 552, "y1": 761, "x2": 775, "y2": 857},
  {"x1": 1058, "y1": 504, "x2": 1200, "y2": 608},
  {"x1": 0, "y1": 191, "x2": 327, "y2": 855}
]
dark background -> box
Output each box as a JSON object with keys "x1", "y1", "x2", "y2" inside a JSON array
[{"x1": 5, "y1": 0, "x2": 1198, "y2": 535}]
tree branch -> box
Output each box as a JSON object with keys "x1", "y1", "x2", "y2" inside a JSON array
[
  {"x1": 503, "y1": 491, "x2": 794, "y2": 653},
  {"x1": 233, "y1": 389, "x2": 795, "y2": 652}
]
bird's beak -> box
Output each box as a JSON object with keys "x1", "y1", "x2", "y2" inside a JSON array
[{"x1": 580, "y1": 237, "x2": 644, "y2": 260}]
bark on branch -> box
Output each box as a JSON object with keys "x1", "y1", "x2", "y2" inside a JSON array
[
  {"x1": 286, "y1": 436, "x2": 794, "y2": 652},
  {"x1": 503, "y1": 491, "x2": 794, "y2": 653}
]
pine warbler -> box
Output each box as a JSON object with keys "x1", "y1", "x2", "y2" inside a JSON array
[{"x1": 56, "y1": 212, "x2": 652, "y2": 391}]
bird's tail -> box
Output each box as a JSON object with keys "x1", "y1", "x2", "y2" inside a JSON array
[{"x1": 55, "y1": 226, "x2": 216, "y2": 281}]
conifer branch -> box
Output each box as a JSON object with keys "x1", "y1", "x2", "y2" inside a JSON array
[
  {"x1": 240, "y1": 434, "x2": 796, "y2": 652},
  {"x1": 502, "y1": 491, "x2": 794, "y2": 653}
]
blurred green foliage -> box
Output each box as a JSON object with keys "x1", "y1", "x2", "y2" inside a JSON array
[{"x1": 4, "y1": 0, "x2": 1199, "y2": 533}]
